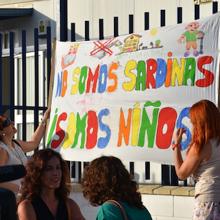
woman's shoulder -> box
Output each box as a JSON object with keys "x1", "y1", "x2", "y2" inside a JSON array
[
  {"x1": 98, "y1": 202, "x2": 152, "y2": 220},
  {"x1": 122, "y1": 202, "x2": 152, "y2": 219},
  {"x1": 66, "y1": 198, "x2": 85, "y2": 220},
  {"x1": 18, "y1": 199, "x2": 33, "y2": 210},
  {"x1": 0, "y1": 146, "x2": 8, "y2": 165},
  {"x1": 97, "y1": 202, "x2": 122, "y2": 220},
  {"x1": 17, "y1": 199, "x2": 36, "y2": 220},
  {"x1": 98, "y1": 202, "x2": 134, "y2": 215},
  {"x1": 100, "y1": 201, "x2": 123, "y2": 210},
  {"x1": 66, "y1": 197, "x2": 80, "y2": 209},
  {"x1": 0, "y1": 141, "x2": 7, "y2": 150},
  {"x1": 210, "y1": 138, "x2": 220, "y2": 146}
]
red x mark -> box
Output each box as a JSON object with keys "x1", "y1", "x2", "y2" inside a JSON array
[{"x1": 90, "y1": 38, "x2": 114, "y2": 56}]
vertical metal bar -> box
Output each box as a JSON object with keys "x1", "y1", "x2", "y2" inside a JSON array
[
  {"x1": 9, "y1": 32, "x2": 15, "y2": 121},
  {"x1": 127, "y1": 0, "x2": 134, "y2": 175},
  {"x1": 34, "y1": 28, "x2": 39, "y2": 131},
  {"x1": 160, "y1": 9, "x2": 166, "y2": 27},
  {"x1": 143, "y1": 2, "x2": 150, "y2": 178},
  {"x1": 78, "y1": 162, "x2": 82, "y2": 181},
  {"x1": 177, "y1": 7, "x2": 183, "y2": 24},
  {"x1": 195, "y1": 4, "x2": 200, "y2": 20},
  {"x1": 70, "y1": 22, "x2": 76, "y2": 180},
  {"x1": 46, "y1": 26, "x2": 51, "y2": 100},
  {"x1": 129, "y1": 14, "x2": 134, "y2": 34},
  {"x1": 161, "y1": 164, "x2": 170, "y2": 185},
  {"x1": 83, "y1": 162, "x2": 89, "y2": 168},
  {"x1": 71, "y1": 23, "x2": 76, "y2": 42},
  {"x1": 160, "y1": 9, "x2": 170, "y2": 185},
  {"x1": 85, "y1": 21, "x2": 90, "y2": 41},
  {"x1": 79, "y1": 18, "x2": 89, "y2": 182},
  {"x1": 128, "y1": 12, "x2": 134, "y2": 177},
  {"x1": 22, "y1": 30, "x2": 27, "y2": 141},
  {"x1": 71, "y1": 161, "x2": 76, "y2": 178},
  {"x1": 129, "y1": 162, "x2": 134, "y2": 178},
  {"x1": 99, "y1": 19, "x2": 104, "y2": 40},
  {"x1": 60, "y1": 0, "x2": 68, "y2": 41},
  {"x1": 145, "y1": 162, "x2": 150, "y2": 180},
  {"x1": 113, "y1": 17, "x2": 119, "y2": 37},
  {"x1": 144, "y1": 12, "x2": 149, "y2": 30},
  {"x1": 213, "y1": 1, "x2": 218, "y2": 14},
  {"x1": 0, "y1": 33, "x2": 2, "y2": 114},
  {"x1": 170, "y1": 166, "x2": 178, "y2": 186}
]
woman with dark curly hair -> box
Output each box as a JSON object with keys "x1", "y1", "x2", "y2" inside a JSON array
[
  {"x1": 81, "y1": 156, "x2": 152, "y2": 220},
  {"x1": 17, "y1": 148, "x2": 85, "y2": 220}
]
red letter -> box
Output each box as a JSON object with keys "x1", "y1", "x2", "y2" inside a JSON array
[
  {"x1": 86, "y1": 111, "x2": 98, "y2": 149},
  {"x1": 51, "y1": 112, "x2": 67, "y2": 148},
  {"x1": 156, "y1": 107, "x2": 177, "y2": 149},
  {"x1": 196, "y1": 56, "x2": 214, "y2": 87},
  {"x1": 146, "y1": 58, "x2": 157, "y2": 88},
  {"x1": 86, "y1": 65, "x2": 99, "y2": 93}
]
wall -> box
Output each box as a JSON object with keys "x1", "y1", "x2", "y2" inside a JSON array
[
  {"x1": 70, "y1": 184, "x2": 195, "y2": 220},
  {"x1": 0, "y1": 1, "x2": 217, "y2": 47},
  {"x1": 67, "y1": 0, "x2": 217, "y2": 40},
  {"x1": 0, "y1": 0, "x2": 56, "y2": 47}
]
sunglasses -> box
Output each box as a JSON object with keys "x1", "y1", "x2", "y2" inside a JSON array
[{"x1": 2, "y1": 118, "x2": 12, "y2": 128}]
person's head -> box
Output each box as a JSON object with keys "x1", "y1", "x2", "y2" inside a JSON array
[
  {"x1": 189, "y1": 99, "x2": 220, "y2": 153},
  {"x1": 185, "y1": 21, "x2": 199, "y2": 31},
  {"x1": 19, "y1": 148, "x2": 71, "y2": 202},
  {"x1": 0, "y1": 115, "x2": 17, "y2": 140},
  {"x1": 81, "y1": 156, "x2": 143, "y2": 208}
]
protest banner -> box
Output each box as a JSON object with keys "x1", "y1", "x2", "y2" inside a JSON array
[{"x1": 47, "y1": 13, "x2": 220, "y2": 164}]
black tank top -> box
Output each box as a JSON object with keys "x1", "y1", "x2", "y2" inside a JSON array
[{"x1": 31, "y1": 196, "x2": 68, "y2": 220}]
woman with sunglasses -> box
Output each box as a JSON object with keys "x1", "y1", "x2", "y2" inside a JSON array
[{"x1": 0, "y1": 108, "x2": 50, "y2": 195}]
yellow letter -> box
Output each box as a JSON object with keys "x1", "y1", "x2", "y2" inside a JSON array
[
  {"x1": 131, "y1": 103, "x2": 141, "y2": 146},
  {"x1": 171, "y1": 58, "x2": 185, "y2": 86},
  {"x1": 63, "y1": 113, "x2": 76, "y2": 148},
  {"x1": 122, "y1": 60, "x2": 137, "y2": 91},
  {"x1": 71, "y1": 67, "x2": 80, "y2": 94}
]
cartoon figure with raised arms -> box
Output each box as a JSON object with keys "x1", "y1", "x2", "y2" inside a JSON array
[{"x1": 178, "y1": 21, "x2": 204, "y2": 57}]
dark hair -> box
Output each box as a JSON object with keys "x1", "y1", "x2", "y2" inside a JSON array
[
  {"x1": 19, "y1": 148, "x2": 71, "y2": 202},
  {"x1": 81, "y1": 156, "x2": 143, "y2": 208},
  {"x1": 189, "y1": 99, "x2": 220, "y2": 154}
]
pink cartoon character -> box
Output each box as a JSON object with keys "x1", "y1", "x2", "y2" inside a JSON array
[{"x1": 178, "y1": 21, "x2": 204, "y2": 57}]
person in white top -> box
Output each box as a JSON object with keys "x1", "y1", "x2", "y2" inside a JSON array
[
  {"x1": 0, "y1": 108, "x2": 50, "y2": 194},
  {"x1": 172, "y1": 99, "x2": 220, "y2": 220}
]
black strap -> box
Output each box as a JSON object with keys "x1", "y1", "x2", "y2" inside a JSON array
[
  {"x1": 106, "y1": 200, "x2": 128, "y2": 220},
  {"x1": 12, "y1": 139, "x2": 21, "y2": 148}
]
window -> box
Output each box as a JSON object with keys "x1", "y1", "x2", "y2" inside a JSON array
[
  {"x1": 0, "y1": 32, "x2": 9, "y2": 49},
  {"x1": 14, "y1": 51, "x2": 47, "y2": 144}
]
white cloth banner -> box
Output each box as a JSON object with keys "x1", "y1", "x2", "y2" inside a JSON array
[{"x1": 47, "y1": 13, "x2": 220, "y2": 164}]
